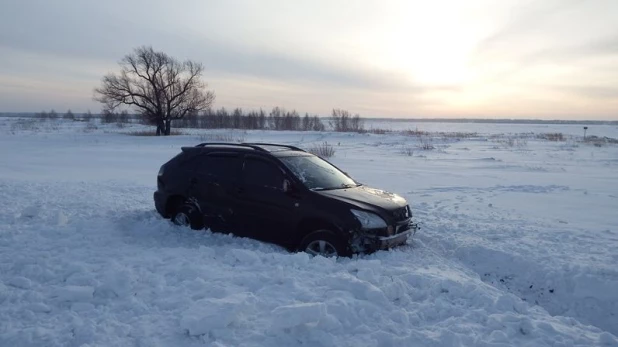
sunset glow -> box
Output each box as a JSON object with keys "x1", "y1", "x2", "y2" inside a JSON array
[{"x1": 0, "y1": 0, "x2": 616, "y2": 119}]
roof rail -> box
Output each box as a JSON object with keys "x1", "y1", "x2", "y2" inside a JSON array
[
  {"x1": 195, "y1": 143, "x2": 266, "y2": 151},
  {"x1": 242, "y1": 143, "x2": 305, "y2": 152}
]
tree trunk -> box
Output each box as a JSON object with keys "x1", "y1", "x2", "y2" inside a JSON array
[
  {"x1": 165, "y1": 119, "x2": 171, "y2": 136},
  {"x1": 156, "y1": 118, "x2": 165, "y2": 136}
]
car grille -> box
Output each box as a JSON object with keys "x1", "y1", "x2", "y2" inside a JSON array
[{"x1": 392, "y1": 206, "x2": 410, "y2": 221}]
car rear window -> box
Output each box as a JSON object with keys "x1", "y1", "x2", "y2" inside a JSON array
[{"x1": 195, "y1": 154, "x2": 241, "y2": 182}]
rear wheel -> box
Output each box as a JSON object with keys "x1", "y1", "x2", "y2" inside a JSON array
[
  {"x1": 299, "y1": 230, "x2": 350, "y2": 257},
  {"x1": 171, "y1": 202, "x2": 204, "y2": 230}
]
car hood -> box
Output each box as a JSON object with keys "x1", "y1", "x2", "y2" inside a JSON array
[{"x1": 316, "y1": 185, "x2": 407, "y2": 216}]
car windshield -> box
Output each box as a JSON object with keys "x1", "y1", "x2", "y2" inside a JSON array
[{"x1": 280, "y1": 155, "x2": 359, "y2": 191}]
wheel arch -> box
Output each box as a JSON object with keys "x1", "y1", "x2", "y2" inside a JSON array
[
  {"x1": 295, "y1": 218, "x2": 347, "y2": 245},
  {"x1": 164, "y1": 194, "x2": 186, "y2": 218}
]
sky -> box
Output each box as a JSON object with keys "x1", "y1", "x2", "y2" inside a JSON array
[{"x1": 1, "y1": 0, "x2": 617, "y2": 119}]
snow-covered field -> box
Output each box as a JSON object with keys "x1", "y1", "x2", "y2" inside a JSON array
[
  {"x1": 365, "y1": 119, "x2": 618, "y2": 138},
  {"x1": 1, "y1": 117, "x2": 617, "y2": 346}
]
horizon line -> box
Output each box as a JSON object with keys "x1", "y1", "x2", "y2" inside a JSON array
[{"x1": 1, "y1": 111, "x2": 617, "y2": 124}]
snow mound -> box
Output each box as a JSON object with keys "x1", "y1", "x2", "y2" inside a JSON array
[
  {"x1": 19, "y1": 203, "x2": 42, "y2": 219},
  {"x1": 7, "y1": 276, "x2": 32, "y2": 289},
  {"x1": 181, "y1": 292, "x2": 257, "y2": 336},
  {"x1": 271, "y1": 302, "x2": 327, "y2": 329},
  {"x1": 52, "y1": 285, "x2": 94, "y2": 302}
]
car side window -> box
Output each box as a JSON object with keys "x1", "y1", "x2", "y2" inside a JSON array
[
  {"x1": 244, "y1": 158, "x2": 284, "y2": 189},
  {"x1": 195, "y1": 154, "x2": 241, "y2": 182}
]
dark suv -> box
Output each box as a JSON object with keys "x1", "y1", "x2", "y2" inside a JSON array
[{"x1": 154, "y1": 143, "x2": 418, "y2": 256}]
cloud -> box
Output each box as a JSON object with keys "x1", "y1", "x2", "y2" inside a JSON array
[
  {"x1": 469, "y1": 0, "x2": 618, "y2": 85},
  {"x1": 470, "y1": 34, "x2": 618, "y2": 85},
  {"x1": 554, "y1": 85, "x2": 618, "y2": 99},
  {"x1": 512, "y1": 35, "x2": 618, "y2": 66},
  {"x1": 474, "y1": 0, "x2": 586, "y2": 55}
]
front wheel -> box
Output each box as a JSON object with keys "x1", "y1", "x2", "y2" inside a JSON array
[
  {"x1": 171, "y1": 202, "x2": 204, "y2": 230},
  {"x1": 299, "y1": 230, "x2": 350, "y2": 257}
]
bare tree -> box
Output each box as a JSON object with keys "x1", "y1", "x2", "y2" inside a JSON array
[
  {"x1": 63, "y1": 109, "x2": 75, "y2": 121},
  {"x1": 232, "y1": 108, "x2": 243, "y2": 129},
  {"x1": 82, "y1": 110, "x2": 93, "y2": 122},
  {"x1": 312, "y1": 116, "x2": 325, "y2": 131},
  {"x1": 258, "y1": 109, "x2": 266, "y2": 129},
  {"x1": 94, "y1": 46, "x2": 215, "y2": 135},
  {"x1": 350, "y1": 114, "x2": 364, "y2": 132},
  {"x1": 331, "y1": 109, "x2": 363, "y2": 132},
  {"x1": 330, "y1": 109, "x2": 349, "y2": 132},
  {"x1": 101, "y1": 109, "x2": 118, "y2": 124},
  {"x1": 302, "y1": 113, "x2": 311, "y2": 131},
  {"x1": 36, "y1": 110, "x2": 48, "y2": 120}
]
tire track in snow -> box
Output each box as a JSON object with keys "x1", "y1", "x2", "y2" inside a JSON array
[{"x1": 415, "y1": 187, "x2": 618, "y2": 337}]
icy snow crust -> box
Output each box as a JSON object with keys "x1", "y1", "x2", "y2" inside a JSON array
[{"x1": 1, "y1": 118, "x2": 617, "y2": 346}]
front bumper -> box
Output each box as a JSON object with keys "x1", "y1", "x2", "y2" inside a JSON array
[
  {"x1": 377, "y1": 230, "x2": 412, "y2": 249},
  {"x1": 376, "y1": 220, "x2": 419, "y2": 249},
  {"x1": 350, "y1": 219, "x2": 420, "y2": 253}
]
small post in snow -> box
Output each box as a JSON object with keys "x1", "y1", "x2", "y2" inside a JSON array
[{"x1": 583, "y1": 126, "x2": 588, "y2": 140}]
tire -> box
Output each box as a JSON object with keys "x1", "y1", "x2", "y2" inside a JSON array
[
  {"x1": 299, "y1": 230, "x2": 350, "y2": 257},
  {"x1": 171, "y1": 202, "x2": 204, "y2": 230}
]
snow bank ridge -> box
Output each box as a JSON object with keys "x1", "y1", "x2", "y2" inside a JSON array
[
  {"x1": 52, "y1": 285, "x2": 94, "y2": 302},
  {"x1": 271, "y1": 302, "x2": 328, "y2": 329},
  {"x1": 181, "y1": 292, "x2": 257, "y2": 336}
]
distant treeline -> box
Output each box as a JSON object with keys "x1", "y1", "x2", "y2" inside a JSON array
[
  {"x1": 177, "y1": 107, "x2": 327, "y2": 131},
  {"x1": 24, "y1": 107, "x2": 367, "y2": 132},
  {"x1": 167, "y1": 107, "x2": 364, "y2": 132},
  {"x1": 5, "y1": 111, "x2": 615, "y2": 126}
]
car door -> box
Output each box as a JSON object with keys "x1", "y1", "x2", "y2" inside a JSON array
[
  {"x1": 236, "y1": 155, "x2": 301, "y2": 245},
  {"x1": 192, "y1": 152, "x2": 243, "y2": 233}
]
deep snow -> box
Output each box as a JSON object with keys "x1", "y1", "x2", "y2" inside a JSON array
[{"x1": 1, "y1": 118, "x2": 617, "y2": 346}]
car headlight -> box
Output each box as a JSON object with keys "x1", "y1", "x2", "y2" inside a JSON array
[{"x1": 350, "y1": 209, "x2": 387, "y2": 229}]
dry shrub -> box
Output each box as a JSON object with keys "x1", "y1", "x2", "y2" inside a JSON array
[
  {"x1": 83, "y1": 122, "x2": 98, "y2": 133},
  {"x1": 9, "y1": 118, "x2": 61, "y2": 134},
  {"x1": 495, "y1": 137, "x2": 528, "y2": 148},
  {"x1": 308, "y1": 141, "x2": 335, "y2": 158},
  {"x1": 417, "y1": 136, "x2": 435, "y2": 150},
  {"x1": 405, "y1": 129, "x2": 429, "y2": 136},
  {"x1": 401, "y1": 146, "x2": 414, "y2": 156},
  {"x1": 368, "y1": 128, "x2": 391, "y2": 135},
  {"x1": 439, "y1": 132, "x2": 477, "y2": 139},
  {"x1": 583, "y1": 136, "x2": 618, "y2": 147},
  {"x1": 126, "y1": 129, "x2": 186, "y2": 136},
  {"x1": 537, "y1": 133, "x2": 565, "y2": 141},
  {"x1": 198, "y1": 131, "x2": 246, "y2": 143},
  {"x1": 10, "y1": 118, "x2": 40, "y2": 133}
]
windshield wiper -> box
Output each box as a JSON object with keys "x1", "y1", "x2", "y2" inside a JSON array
[{"x1": 311, "y1": 183, "x2": 361, "y2": 191}]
